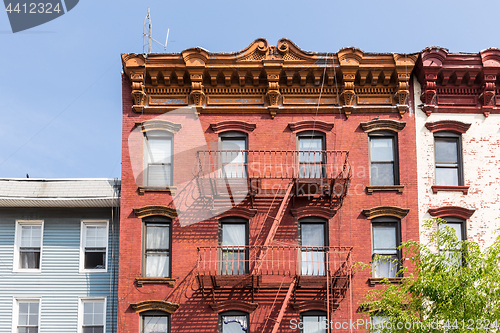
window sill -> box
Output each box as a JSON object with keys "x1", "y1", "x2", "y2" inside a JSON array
[
  {"x1": 80, "y1": 269, "x2": 108, "y2": 274},
  {"x1": 13, "y1": 269, "x2": 41, "y2": 273},
  {"x1": 138, "y1": 186, "x2": 177, "y2": 195},
  {"x1": 368, "y1": 277, "x2": 403, "y2": 286},
  {"x1": 136, "y1": 277, "x2": 176, "y2": 287},
  {"x1": 366, "y1": 185, "x2": 404, "y2": 194},
  {"x1": 431, "y1": 185, "x2": 469, "y2": 195}
]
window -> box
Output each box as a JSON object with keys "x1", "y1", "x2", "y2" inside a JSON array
[
  {"x1": 371, "y1": 316, "x2": 388, "y2": 332},
  {"x1": 438, "y1": 218, "x2": 465, "y2": 268},
  {"x1": 369, "y1": 132, "x2": 398, "y2": 186},
  {"x1": 297, "y1": 132, "x2": 325, "y2": 178},
  {"x1": 79, "y1": 299, "x2": 105, "y2": 333},
  {"x1": 219, "y1": 311, "x2": 249, "y2": 333},
  {"x1": 14, "y1": 299, "x2": 40, "y2": 333},
  {"x1": 299, "y1": 218, "x2": 327, "y2": 276},
  {"x1": 301, "y1": 311, "x2": 327, "y2": 333},
  {"x1": 15, "y1": 221, "x2": 43, "y2": 271},
  {"x1": 143, "y1": 217, "x2": 171, "y2": 278},
  {"x1": 145, "y1": 130, "x2": 173, "y2": 187},
  {"x1": 434, "y1": 132, "x2": 463, "y2": 186},
  {"x1": 220, "y1": 219, "x2": 248, "y2": 275},
  {"x1": 80, "y1": 221, "x2": 108, "y2": 272},
  {"x1": 372, "y1": 219, "x2": 400, "y2": 278},
  {"x1": 219, "y1": 132, "x2": 247, "y2": 178},
  {"x1": 142, "y1": 311, "x2": 170, "y2": 333}
]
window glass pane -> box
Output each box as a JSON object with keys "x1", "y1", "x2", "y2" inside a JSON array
[
  {"x1": 439, "y1": 223, "x2": 463, "y2": 241},
  {"x1": 83, "y1": 301, "x2": 104, "y2": 325},
  {"x1": 221, "y1": 250, "x2": 246, "y2": 275},
  {"x1": 435, "y1": 139, "x2": 458, "y2": 163},
  {"x1": 146, "y1": 254, "x2": 169, "y2": 277},
  {"x1": 148, "y1": 164, "x2": 172, "y2": 186},
  {"x1": 147, "y1": 225, "x2": 169, "y2": 250},
  {"x1": 21, "y1": 226, "x2": 42, "y2": 247},
  {"x1": 373, "y1": 226, "x2": 397, "y2": 250},
  {"x1": 222, "y1": 315, "x2": 247, "y2": 333},
  {"x1": 148, "y1": 138, "x2": 172, "y2": 164},
  {"x1": 221, "y1": 139, "x2": 246, "y2": 178},
  {"x1": 303, "y1": 315, "x2": 327, "y2": 333},
  {"x1": 373, "y1": 254, "x2": 398, "y2": 278},
  {"x1": 18, "y1": 302, "x2": 38, "y2": 328},
  {"x1": 222, "y1": 224, "x2": 246, "y2": 246},
  {"x1": 85, "y1": 226, "x2": 107, "y2": 248},
  {"x1": 83, "y1": 328, "x2": 103, "y2": 333},
  {"x1": 144, "y1": 315, "x2": 169, "y2": 333},
  {"x1": 371, "y1": 137, "x2": 394, "y2": 162},
  {"x1": 20, "y1": 251, "x2": 40, "y2": 269},
  {"x1": 371, "y1": 163, "x2": 395, "y2": 186},
  {"x1": 301, "y1": 251, "x2": 325, "y2": 276},
  {"x1": 299, "y1": 137, "x2": 322, "y2": 151},
  {"x1": 301, "y1": 224, "x2": 325, "y2": 247},
  {"x1": 435, "y1": 167, "x2": 459, "y2": 186},
  {"x1": 85, "y1": 251, "x2": 105, "y2": 269}
]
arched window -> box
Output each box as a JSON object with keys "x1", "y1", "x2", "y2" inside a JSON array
[
  {"x1": 433, "y1": 131, "x2": 463, "y2": 186},
  {"x1": 143, "y1": 216, "x2": 172, "y2": 278},
  {"x1": 144, "y1": 130, "x2": 173, "y2": 187},
  {"x1": 371, "y1": 217, "x2": 401, "y2": 278},
  {"x1": 219, "y1": 218, "x2": 248, "y2": 275},
  {"x1": 299, "y1": 217, "x2": 328, "y2": 276},
  {"x1": 296, "y1": 131, "x2": 326, "y2": 178},
  {"x1": 141, "y1": 310, "x2": 170, "y2": 333},
  {"x1": 219, "y1": 310, "x2": 249, "y2": 333},
  {"x1": 219, "y1": 131, "x2": 248, "y2": 178},
  {"x1": 369, "y1": 131, "x2": 399, "y2": 186}
]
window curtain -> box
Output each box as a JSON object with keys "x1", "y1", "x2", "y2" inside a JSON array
[
  {"x1": 146, "y1": 225, "x2": 169, "y2": 277},
  {"x1": 146, "y1": 136, "x2": 172, "y2": 186},
  {"x1": 144, "y1": 315, "x2": 169, "y2": 333},
  {"x1": 221, "y1": 139, "x2": 246, "y2": 178},
  {"x1": 300, "y1": 224, "x2": 325, "y2": 276},
  {"x1": 222, "y1": 315, "x2": 248, "y2": 332}
]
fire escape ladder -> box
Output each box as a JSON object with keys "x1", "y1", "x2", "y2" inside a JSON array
[{"x1": 270, "y1": 276, "x2": 297, "y2": 333}]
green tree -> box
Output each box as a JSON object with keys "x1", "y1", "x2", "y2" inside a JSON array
[{"x1": 360, "y1": 218, "x2": 500, "y2": 332}]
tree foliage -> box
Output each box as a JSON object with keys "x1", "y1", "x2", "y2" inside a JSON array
[{"x1": 360, "y1": 218, "x2": 500, "y2": 332}]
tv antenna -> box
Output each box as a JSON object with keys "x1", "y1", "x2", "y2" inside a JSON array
[{"x1": 143, "y1": 8, "x2": 169, "y2": 54}]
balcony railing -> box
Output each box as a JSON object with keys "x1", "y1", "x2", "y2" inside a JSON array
[
  {"x1": 196, "y1": 245, "x2": 353, "y2": 278},
  {"x1": 195, "y1": 150, "x2": 350, "y2": 180}
]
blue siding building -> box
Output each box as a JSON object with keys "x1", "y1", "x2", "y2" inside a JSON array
[{"x1": 0, "y1": 179, "x2": 120, "y2": 333}]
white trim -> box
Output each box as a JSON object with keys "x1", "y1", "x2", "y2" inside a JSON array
[
  {"x1": 80, "y1": 220, "x2": 109, "y2": 273},
  {"x1": 12, "y1": 297, "x2": 41, "y2": 333},
  {"x1": 78, "y1": 297, "x2": 107, "y2": 333},
  {"x1": 13, "y1": 220, "x2": 44, "y2": 273}
]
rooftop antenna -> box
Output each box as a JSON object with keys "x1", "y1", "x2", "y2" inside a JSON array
[{"x1": 143, "y1": 8, "x2": 168, "y2": 54}]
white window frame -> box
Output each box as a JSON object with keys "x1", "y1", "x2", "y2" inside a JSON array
[
  {"x1": 80, "y1": 220, "x2": 109, "y2": 273},
  {"x1": 14, "y1": 220, "x2": 44, "y2": 272},
  {"x1": 78, "y1": 297, "x2": 107, "y2": 333},
  {"x1": 12, "y1": 297, "x2": 41, "y2": 333}
]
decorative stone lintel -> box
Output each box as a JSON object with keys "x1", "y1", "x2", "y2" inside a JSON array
[
  {"x1": 428, "y1": 206, "x2": 475, "y2": 220},
  {"x1": 209, "y1": 300, "x2": 258, "y2": 313},
  {"x1": 130, "y1": 300, "x2": 179, "y2": 314},
  {"x1": 425, "y1": 120, "x2": 471, "y2": 134},
  {"x1": 138, "y1": 187, "x2": 177, "y2": 195},
  {"x1": 290, "y1": 206, "x2": 336, "y2": 220},
  {"x1": 136, "y1": 277, "x2": 176, "y2": 287},
  {"x1": 362, "y1": 206, "x2": 410, "y2": 220},
  {"x1": 210, "y1": 120, "x2": 257, "y2": 134},
  {"x1": 291, "y1": 300, "x2": 338, "y2": 312},
  {"x1": 431, "y1": 185, "x2": 469, "y2": 195},
  {"x1": 135, "y1": 120, "x2": 182, "y2": 134},
  {"x1": 366, "y1": 185, "x2": 404, "y2": 194},
  {"x1": 368, "y1": 277, "x2": 403, "y2": 287},
  {"x1": 360, "y1": 119, "x2": 406, "y2": 133},
  {"x1": 133, "y1": 205, "x2": 178, "y2": 219},
  {"x1": 288, "y1": 120, "x2": 334, "y2": 133}
]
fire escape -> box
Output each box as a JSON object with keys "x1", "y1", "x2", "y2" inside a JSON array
[{"x1": 194, "y1": 149, "x2": 352, "y2": 332}]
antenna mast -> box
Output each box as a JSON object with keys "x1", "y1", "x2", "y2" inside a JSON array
[{"x1": 143, "y1": 8, "x2": 168, "y2": 54}]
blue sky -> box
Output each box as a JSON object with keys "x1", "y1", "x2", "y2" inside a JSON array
[{"x1": 0, "y1": 0, "x2": 498, "y2": 179}]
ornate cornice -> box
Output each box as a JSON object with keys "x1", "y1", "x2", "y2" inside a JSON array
[
  {"x1": 210, "y1": 120, "x2": 257, "y2": 134},
  {"x1": 360, "y1": 119, "x2": 406, "y2": 133},
  {"x1": 133, "y1": 205, "x2": 178, "y2": 219},
  {"x1": 130, "y1": 300, "x2": 179, "y2": 314},
  {"x1": 425, "y1": 120, "x2": 471, "y2": 134},
  {"x1": 428, "y1": 206, "x2": 475, "y2": 220},
  {"x1": 135, "y1": 119, "x2": 182, "y2": 134},
  {"x1": 122, "y1": 39, "x2": 417, "y2": 118},
  {"x1": 362, "y1": 206, "x2": 410, "y2": 220},
  {"x1": 290, "y1": 206, "x2": 336, "y2": 220},
  {"x1": 209, "y1": 300, "x2": 258, "y2": 313},
  {"x1": 288, "y1": 120, "x2": 334, "y2": 133}
]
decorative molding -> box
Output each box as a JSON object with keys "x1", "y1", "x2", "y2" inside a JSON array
[
  {"x1": 133, "y1": 205, "x2": 178, "y2": 219},
  {"x1": 290, "y1": 206, "x2": 336, "y2": 220},
  {"x1": 214, "y1": 207, "x2": 258, "y2": 220},
  {"x1": 428, "y1": 206, "x2": 475, "y2": 220},
  {"x1": 136, "y1": 278, "x2": 176, "y2": 287},
  {"x1": 431, "y1": 185, "x2": 469, "y2": 195},
  {"x1": 291, "y1": 300, "x2": 338, "y2": 312},
  {"x1": 368, "y1": 277, "x2": 403, "y2": 287},
  {"x1": 366, "y1": 185, "x2": 404, "y2": 194},
  {"x1": 362, "y1": 206, "x2": 410, "y2": 220},
  {"x1": 288, "y1": 120, "x2": 334, "y2": 133},
  {"x1": 138, "y1": 187, "x2": 176, "y2": 195},
  {"x1": 209, "y1": 300, "x2": 258, "y2": 313},
  {"x1": 210, "y1": 120, "x2": 257, "y2": 134},
  {"x1": 135, "y1": 119, "x2": 182, "y2": 134},
  {"x1": 425, "y1": 120, "x2": 471, "y2": 134},
  {"x1": 130, "y1": 300, "x2": 179, "y2": 314},
  {"x1": 360, "y1": 119, "x2": 406, "y2": 133}
]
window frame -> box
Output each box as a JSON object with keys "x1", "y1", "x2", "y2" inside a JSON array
[
  {"x1": 218, "y1": 218, "x2": 249, "y2": 275},
  {"x1": 300, "y1": 310, "x2": 327, "y2": 333},
  {"x1": 14, "y1": 220, "x2": 44, "y2": 272},
  {"x1": 142, "y1": 216, "x2": 172, "y2": 278},
  {"x1": 433, "y1": 131, "x2": 464, "y2": 186},
  {"x1": 80, "y1": 220, "x2": 109, "y2": 273},
  {"x1": 218, "y1": 131, "x2": 248, "y2": 178},
  {"x1": 141, "y1": 310, "x2": 170, "y2": 333},
  {"x1": 78, "y1": 297, "x2": 106, "y2": 333},
  {"x1": 298, "y1": 217, "x2": 328, "y2": 276},
  {"x1": 371, "y1": 218, "x2": 401, "y2": 278},
  {"x1": 218, "y1": 310, "x2": 249, "y2": 333},
  {"x1": 438, "y1": 217, "x2": 466, "y2": 267},
  {"x1": 12, "y1": 297, "x2": 41, "y2": 333},
  {"x1": 144, "y1": 130, "x2": 174, "y2": 187},
  {"x1": 368, "y1": 131, "x2": 399, "y2": 186},
  {"x1": 296, "y1": 131, "x2": 326, "y2": 179}
]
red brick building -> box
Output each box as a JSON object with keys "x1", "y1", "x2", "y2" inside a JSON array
[{"x1": 119, "y1": 39, "x2": 419, "y2": 332}]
